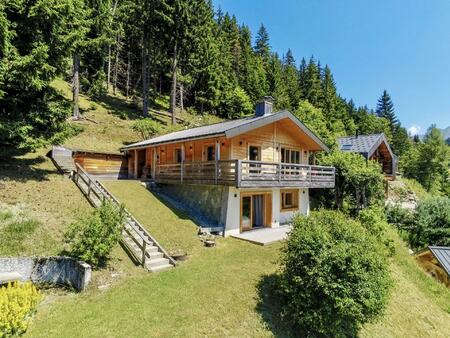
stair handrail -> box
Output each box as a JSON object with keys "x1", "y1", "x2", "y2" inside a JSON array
[
  {"x1": 73, "y1": 163, "x2": 176, "y2": 267},
  {"x1": 96, "y1": 180, "x2": 177, "y2": 266}
]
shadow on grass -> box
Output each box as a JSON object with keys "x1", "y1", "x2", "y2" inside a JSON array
[
  {"x1": 148, "y1": 188, "x2": 199, "y2": 223},
  {"x1": 0, "y1": 154, "x2": 56, "y2": 182},
  {"x1": 98, "y1": 94, "x2": 142, "y2": 120},
  {"x1": 256, "y1": 274, "x2": 301, "y2": 338}
]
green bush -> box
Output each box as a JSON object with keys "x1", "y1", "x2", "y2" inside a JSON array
[
  {"x1": 131, "y1": 119, "x2": 161, "y2": 140},
  {"x1": 0, "y1": 282, "x2": 41, "y2": 337},
  {"x1": 280, "y1": 210, "x2": 392, "y2": 337},
  {"x1": 385, "y1": 204, "x2": 415, "y2": 232},
  {"x1": 409, "y1": 197, "x2": 450, "y2": 249},
  {"x1": 64, "y1": 202, "x2": 125, "y2": 266}
]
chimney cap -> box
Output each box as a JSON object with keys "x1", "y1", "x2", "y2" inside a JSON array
[{"x1": 258, "y1": 96, "x2": 275, "y2": 103}]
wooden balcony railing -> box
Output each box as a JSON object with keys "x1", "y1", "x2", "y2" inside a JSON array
[{"x1": 155, "y1": 160, "x2": 335, "y2": 188}]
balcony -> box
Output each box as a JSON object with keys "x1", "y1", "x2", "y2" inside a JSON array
[{"x1": 154, "y1": 160, "x2": 335, "y2": 188}]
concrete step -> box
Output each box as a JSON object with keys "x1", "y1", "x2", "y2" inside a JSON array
[
  {"x1": 146, "y1": 257, "x2": 170, "y2": 268},
  {"x1": 147, "y1": 251, "x2": 163, "y2": 259},
  {"x1": 147, "y1": 263, "x2": 173, "y2": 273}
]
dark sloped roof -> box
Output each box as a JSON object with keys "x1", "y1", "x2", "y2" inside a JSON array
[
  {"x1": 122, "y1": 110, "x2": 329, "y2": 152},
  {"x1": 338, "y1": 133, "x2": 394, "y2": 159},
  {"x1": 429, "y1": 246, "x2": 450, "y2": 277}
]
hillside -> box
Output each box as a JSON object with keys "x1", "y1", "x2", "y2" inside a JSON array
[{"x1": 1, "y1": 82, "x2": 449, "y2": 337}]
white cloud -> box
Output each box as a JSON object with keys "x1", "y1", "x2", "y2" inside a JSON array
[{"x1": 407, "y1": 125, "x2": 421, "y2": 136}]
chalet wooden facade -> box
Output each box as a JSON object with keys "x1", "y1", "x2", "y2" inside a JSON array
[
  {"x1": 416, "y1": 246, "x2": 450, "y2": 287},
  {"x1": 122, "y1": 98, "x2": 335, "y2": 236},
  {"x1": 338, "y1": 133, "x2": 397, "y2": 178}
]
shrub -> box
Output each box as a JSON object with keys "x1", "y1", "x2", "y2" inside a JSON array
[
  {"x1": 385, "y1": 204, "x2": 415, "y2": 232},
  {"x1": 64, "y1": 202, "x2": 125, "y2": 266},
  {"x1": 0, "y1": 282, "x2": 41, "y2": 337},
  {"x1": 131, "y1": 119, "x2": 161, "y2": 140},
  {"x1": 409, "y1": 196, "x2": 450, "y2": 249},
  {"x1": 280, "y1": 210, "x2": 392, "y2": 337},
  {"x1": 319, "y1": 150, "x2": 385, "y2": 211}
]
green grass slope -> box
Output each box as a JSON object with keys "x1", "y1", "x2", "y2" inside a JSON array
[{"x1": 2, "y1": 81, "x2": 450, "y2": 337}]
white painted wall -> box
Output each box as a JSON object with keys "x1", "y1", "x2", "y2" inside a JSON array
[{"x1": 223, "y1": 187, "x2": 310, "y2": 237}]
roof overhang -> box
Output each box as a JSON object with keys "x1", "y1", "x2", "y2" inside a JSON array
[
  {"x1": 224, "y1": 111, "x2": 329, "y2": 152},
  {"x1": 367, "y1": 134, "x2": 395, "y2": 159},
  {"x1": 121, "y1": 111, "x2": 330, "y2": 153}
]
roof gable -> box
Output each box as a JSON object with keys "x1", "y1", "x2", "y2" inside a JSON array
[
  {"x1": 338, "y1": 133, "x2": 395, "y2": 158},
  {"x1": 429, "y1": 246, "x2": 450, "y2": 277},
  {"x1": 122, "y1": 111, "x2": 329, "y2": 152}
]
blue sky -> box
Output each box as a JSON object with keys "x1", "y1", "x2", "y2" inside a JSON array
[{"x1": 213, "y1": 0, "x2": 450, "y2": 134}]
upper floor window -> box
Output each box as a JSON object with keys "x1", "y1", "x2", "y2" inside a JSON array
[
  {"x1": 205, "y1": 145, "x2": 215, "y2": 161},
  {"x1": 175, "y1": 148, "x2": 182, "y2": 163},
  {"x1": 281, "y1": 148, "x2": 300, "y2": 164}
]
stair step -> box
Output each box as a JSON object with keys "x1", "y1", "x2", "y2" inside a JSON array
[
  {"x1": 147, "y1": 263, "x2": 173, "y2": 273},
  {"x1": 147, "y1": 251, "x2": 163, "y2": 259},
  {"x1": 146, "y1": 257, "x2": 170, "y2": 268}
]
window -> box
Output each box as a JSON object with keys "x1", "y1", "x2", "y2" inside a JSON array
[
  {"x1": 281, "y1": 189, "x2": 299, "y2": 211},
  {"x1": 281, "y1": 148, "x2": 300, "y2": 164},
  {"x1": 205, "y1": 145, "x2": 215, "y2": 161},
  {"x1": 174, "y1": 148, "x2": 182, "y2": 163}
]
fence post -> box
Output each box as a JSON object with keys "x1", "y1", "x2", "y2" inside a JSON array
[
  {"x1": 87, "y1": 179, "x2": 92, "y2": 197},
  {"x1": 215, "y1": 161, "x2": 218, "y2": 184},
  {"x1": 181, "y1": 162, "x2": 184, "y2": 184},
  {"x1": 278, "y1": 162, "x2": 281, "y2": 183},
  {"x1": 142, "y1": 240, "x2": 147, "y2": 267},
  {"x1": 235, "y1": 160, "x2": 242, "y2": 187}
]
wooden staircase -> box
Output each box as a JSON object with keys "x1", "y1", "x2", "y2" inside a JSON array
[
  {"x1": 72, "y1": 163, "x2": 176, "y2": 272},
  {"x1": 52, "y1": 146, "x2": 76, "y2": 173}
]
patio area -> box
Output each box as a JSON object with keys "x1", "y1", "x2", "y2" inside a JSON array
[{"x1": 231, "y1": 225, "x2": 292, "y2": 245}]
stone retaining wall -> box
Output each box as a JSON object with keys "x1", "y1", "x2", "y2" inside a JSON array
[{"x1": 0, "y1": 256, "x2": 91, "y2": 291}]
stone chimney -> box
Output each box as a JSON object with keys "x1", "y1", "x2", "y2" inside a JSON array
[{"x1": 255, "y1": 96, "x2": 274, "y2": 117}]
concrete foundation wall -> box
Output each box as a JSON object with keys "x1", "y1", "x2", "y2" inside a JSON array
[
  {"x1": 0, "y1": 257, "x2": 91, "y2": 291},
  {"x1": 157, "y1": 184, "x2": 229, "y2": 228}
]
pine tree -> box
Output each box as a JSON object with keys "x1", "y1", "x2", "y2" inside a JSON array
[
  {"x1": 282, "y1": 49, "x2": 300, "y2": 109},
  {"x1": 266, "y1": 53, "x2": 289, "y2": 110},
  {"x1": 254, "y1": 24, "x2": 270, "y2": 61},
  {"x1": 376, "y1": 90, "x2": 398, "y2": 130},
  {"x1": 301, "y1": 57, "x2": 321, "y2": 106},
  {"x1": 321, "y1": 65, "x2": 337, "y2": 118}
]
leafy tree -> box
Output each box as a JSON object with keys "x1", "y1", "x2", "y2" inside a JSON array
[
  {"x1": 280, "y1": 210, "x2": 391, "y2": 337},
  {"x1": 222, "y1": 86, "x2": 253, "y2": 119},
  {"x1": 319, "y1": 151, "x2": 385, "y2": 210},
  {"x1": 410, "y1": 197, "x2": 450, "y2": 249},
  {"x1": 131, "y1": 119, "x2": 162, "y2": 140},
  {"x1": 416, "y1": 126, "x2": 449, "y2": 192},
  {"x1": 293, "y1": 100, "x2": 334, "y2": 146}
]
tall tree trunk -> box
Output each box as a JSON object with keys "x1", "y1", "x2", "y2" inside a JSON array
[
  {"x1": 180, "y1": 83, "x2": 184, "y2": 113},
  {"x1": 113, "y1": 35, "x2": 120, "y2": 95},
  {"x1": 126, "y1": 50, "x2": 130, "y2": 98},
  {"x1": 107, "y1": 46, "x2": 111, "y2": 91},
  {"x1": 170, "y1": 42, "x2": 178, "y2": 125},
  {"x1": 141, "y1": 41, "x2": 149, "y2": 117},
  {"x1": 72, "y1": 54, "x2": 80, "y2": 120}
]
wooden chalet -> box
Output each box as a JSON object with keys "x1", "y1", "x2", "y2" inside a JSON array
[
  {"x1": 416, "y1": 246, "x2": 450, "y2": 287},
  {"x1": 338, "y1": 133, "x2": 397, "y2": 178},
  {"x1": 122, "y1": 97, "x2": 335, "y2": 236}
]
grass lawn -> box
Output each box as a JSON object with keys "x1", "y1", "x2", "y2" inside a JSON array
[
  {"x1": 3, "y1": 80, "x2": 450, "y2": 337},
  {"x1": 25, "y1": 181, "x2": 450, "y2": 338},
  {"x1": 27, "y1": 182, "x2": 283, "y2": 337}
]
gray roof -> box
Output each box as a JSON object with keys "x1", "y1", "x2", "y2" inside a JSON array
[
  {"x1": 122, "y1": 111, "x2": 329, "y2": 152},
  {"x1": 338, "y1": 133, "x2": 394, "y2": 158},
  {"x1": 429, "y1": 246, "x2": 450, "y2": 277}
]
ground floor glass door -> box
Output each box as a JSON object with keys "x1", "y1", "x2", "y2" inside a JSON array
[{"x1": 241, "y1": 193, "x2": 272, "y2": 232}]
